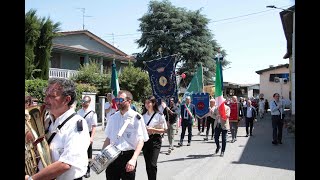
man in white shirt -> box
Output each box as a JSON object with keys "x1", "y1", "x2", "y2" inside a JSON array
[
  {"x1": 25, "y1": 78, "x2": 90, "y2": 180},
  {"x1": 77, "y1": 95, "x2": 98, "y2": 178},
  {"x1": 102, "y1": 90, "x2": 149, "y2": 180},
  {"x1": 104, "y1": 93, "x2": 116, "y2": 126}
]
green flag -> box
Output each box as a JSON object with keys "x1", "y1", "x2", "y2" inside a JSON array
[{"x1": 181, "y1": 64, "x2": 203, "y2": 103}]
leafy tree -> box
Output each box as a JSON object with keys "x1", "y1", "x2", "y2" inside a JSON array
[
  {"x1": 33, "y1": 17, "x2": 61, "y2": 80},
  {"x1": 135, "y1": 0, "x2": 230, "y2": 86},
  {"x1": 25, "y1": 9, "x2": 40, "y2": 79},
  {"x1": 119, "y1": 63, "x2": 151, "y2": 101}
]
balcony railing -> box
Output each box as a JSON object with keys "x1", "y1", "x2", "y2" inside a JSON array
[{"x1": 49, "y1": 68, "x2": 78, "y2": 79}]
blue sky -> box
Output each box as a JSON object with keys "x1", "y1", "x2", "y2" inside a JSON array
[{"x1": 25, "y1": 0, "x2": 295, "y2": 84}]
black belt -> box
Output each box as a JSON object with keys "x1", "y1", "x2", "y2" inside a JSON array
[{"x1": 149, "y1": 134, "x2": 161, "y2": 138}]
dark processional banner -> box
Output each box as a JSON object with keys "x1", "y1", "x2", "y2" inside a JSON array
[{"x1": 145, "y1": 55, "x2": 178, "y2": 105}]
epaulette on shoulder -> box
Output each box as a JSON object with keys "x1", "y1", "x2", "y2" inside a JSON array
[{"x1": 135, "y1": 114, "x2": 141, "y2": 120}]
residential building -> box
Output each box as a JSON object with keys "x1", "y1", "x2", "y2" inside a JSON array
[
  {"x1": 49, "y1": 30, "x2": 135, "y2": 79},
  {"x1": 255, "y1": 64, "x2": 290, "y2": 103}
]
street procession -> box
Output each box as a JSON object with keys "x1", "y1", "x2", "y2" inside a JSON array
[{"x1": 25, "y1": 1, "x2": 295, "y2": 180}]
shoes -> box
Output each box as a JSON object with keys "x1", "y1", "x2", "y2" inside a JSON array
[
  {"x1": 231, "y1": 139, "x2": 235, "y2": 143},
  {"x1": 234, "y1": 138, "x2": 237, "y2": 141},
  {"x1": 197, "y1": 131, "x2": 201, "y2": 135},
  {"x1": 246, "y1": 134, "x2": 249, "y2": 137},
  {"x1": 272, "y1": 141, "x2": 278, "y2": 145},
  {"x1": 178, "y1": 142, "x2": 183, "y2": 146},
  {"x1": 278, "y1": 141, "x2": 282, "y2": 144},
  {"x1": 187, "y1": 142, "x2": 191, "y2": 146},
  {"x1": 211, "y1": 137, "x2": 214, "y2": 140},
  {"x1": 220, "y1": 152, "x2": 224, "y2": 157},
  {"x1": 250, "y1": 134, "x2": 253, "y2": 136},
  {"x1": 171, "y1": 146, "x2": 174, "y2": 150},
  {"x1": 166, "y1": 149, "x2": 172, "y2": 155},
  {"x1": 215, "y1": 147, "x2": 220, "y2": 154},
  {"x1": 204, "y1": 137, "x2": 208, "y2": 141},
  {"x1": 84, "y1": 171, "x2": 90, "y2": 178}
]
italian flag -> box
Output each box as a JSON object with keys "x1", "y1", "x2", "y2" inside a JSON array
[
  {"x1": 111, "y1": 62, "x2": 120, "y2": 110},
  {"x1": 214, "y1": 54, "x2": 227, "y2": 121}
]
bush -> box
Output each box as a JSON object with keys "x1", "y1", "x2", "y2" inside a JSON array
[{"x1": 25, "y1": 79, "x2": 48, "y2": 103}]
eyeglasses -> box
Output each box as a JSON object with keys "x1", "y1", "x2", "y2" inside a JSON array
[
  {"x1": 115, "y1": 97, "x2": 127, "y2": 103},
  {"x1": 81, "y1": 99, "x2": 90, "y2": 103}
]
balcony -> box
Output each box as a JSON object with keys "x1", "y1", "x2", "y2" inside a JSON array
[{"x1": 49, "y1": 68, "x2": 78, "y2": 79}]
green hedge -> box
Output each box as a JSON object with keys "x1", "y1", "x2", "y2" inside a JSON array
[{"x1": 25, "y1": 79, "x2": 97, "y2": 109}]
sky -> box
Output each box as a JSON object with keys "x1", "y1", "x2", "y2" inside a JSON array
[{"x1": 25, "y1": 0, "x2": 295, "y2": 84}]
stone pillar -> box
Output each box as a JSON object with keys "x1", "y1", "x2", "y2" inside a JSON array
[
  {"x1": 84, "y1": 54, "x2": 89, "y2": 65},
  {"x1": 100, "y1": 57, "x2": 104, "y2": 74},
  {"x1": 99, "y1": 96, "x2": 106, "y2": 129}
]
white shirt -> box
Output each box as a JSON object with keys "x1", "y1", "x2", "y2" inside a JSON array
[
  {"x1": 105, "y1": 102, "x2": 116, "y2": 122},
  {"x1": 246, "y1": 107, "x2": 254, "y2": 118},
  {"x1": 105, "y1": 109, "x2": 149, "y2": 151},
  {"x1": 45, "y1": 108, "x2": 90, "y2": 180},
  {"x1": 258, "y1": 100, "x2": 265, "y2": 110},
  {"x1": 270, "y1": 100, "x2": 284, "y2": 115},
  {"x1": 77, "y1": 108, "x2": 98, "y2": 132},
  {"x1": 143, "y1": 111, "x2": 167, "y2": 131}
]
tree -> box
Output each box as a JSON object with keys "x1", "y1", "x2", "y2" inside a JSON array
[
  {"x1": 71, "y1": 60, "x2": 109, "y2": 95},
  {"x1": 33, "y1": 17, "x2": 61, "y2": 80},
  {"x1": 25, "y1": 9, "x2": 40, "y2": 79},
  {"x1": 135, "y1": 0, "x2": 230, "y2": 87},
  {"x1": 119, "y1": 63, "x2": 152, "y2": 101},
  {"x1": 25, "y1": 9, "x2": 61, "y2": 80}
]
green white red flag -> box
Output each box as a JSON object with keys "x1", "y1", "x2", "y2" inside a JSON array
[{"x1": 214, "y1": 54, "x2": 227, "y2": 120}]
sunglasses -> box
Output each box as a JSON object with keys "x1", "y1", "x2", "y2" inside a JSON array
[
  {"x1": 115, "y1": 98, "x2": 127, "y2": 103},
  {"x1": 81, "y1": 99, "x2": 90, "y2": 103}
]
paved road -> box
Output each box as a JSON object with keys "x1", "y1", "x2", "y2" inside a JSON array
[{"x1": 87, "y1": 113, "x2": 295, "y2": 180}]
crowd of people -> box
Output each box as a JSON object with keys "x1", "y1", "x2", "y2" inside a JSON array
[{"x1": 25, "y1": 78, "x2": 287, "y2": 180}]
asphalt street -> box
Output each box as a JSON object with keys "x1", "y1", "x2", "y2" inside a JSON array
[{"x1": 87, "y1": 112, "x2": 295, "y2": 180}]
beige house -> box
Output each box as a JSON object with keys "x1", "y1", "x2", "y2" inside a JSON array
[{"x1": 256, "y1": 64, "x2": 290, "y2": 103}]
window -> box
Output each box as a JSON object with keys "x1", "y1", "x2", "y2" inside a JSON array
[{"x1": 269, "y1": 73, "x2": 289, "y2": 82}]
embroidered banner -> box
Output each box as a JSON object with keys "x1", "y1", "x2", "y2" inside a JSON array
[
  {"x1": 145, "y1": 56, "x2": 178, "y2": 104},
  {"x1": 192, "y1": 93, "x2": 209, "y2": 118}
]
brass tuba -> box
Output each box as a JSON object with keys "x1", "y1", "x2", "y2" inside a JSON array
[{"x1": 25, "y1": 105, "x2": 52, "y2": 175}]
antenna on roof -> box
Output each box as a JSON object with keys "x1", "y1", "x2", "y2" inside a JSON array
[{"x1": 76, "y1": 8, "x2": 93, "y2": 30}]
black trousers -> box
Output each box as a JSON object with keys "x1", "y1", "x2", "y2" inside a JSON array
[
  {"x1": 206, "y1": 117, "x2": 215, "y2": 138},
  {"x1": 214, "y1": 125, "x2": 227, "y2": 152},
  {"x1": 272, "y1": 115, "x2": 284, "y2": 142},
  {"x1": 180, "y1": 120, "x2": 192, "y2": 143},
  {"x1": 87, "y1": 131, "x2": 92, "y2": 173},
  {"x1": 142, "y1": 134, "x2": 162, "y2": 180},
  {"x1": 105, "y1": 150, "x2": 136, "y2": 180},
  {"x1": 245, "y1": 117, "x2": 254, "y2": 135},
  {"x1": 198, "y1": 117, "x2": 206, "y2": 132}
]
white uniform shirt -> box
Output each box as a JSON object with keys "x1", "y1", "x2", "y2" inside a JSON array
[
  {"x1": 105, "y1": 108, "x2": 149, "y2": 151},
  {"x1": 45, "y1": 108, "x2": 90, "y2": 180},
  {"x1": 143, "y1": 111, "x2": 167, "y2": 132},
  {"x1": 77, "y1": 108, "x2": 98, "y2": 132},
  {"x1": 105, "y1": 102, "x2": 116, "y2": 122}
]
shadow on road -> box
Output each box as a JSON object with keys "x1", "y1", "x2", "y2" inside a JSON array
[{"x1": 231, "y1": 114, "x2": 295, "y2": 171}]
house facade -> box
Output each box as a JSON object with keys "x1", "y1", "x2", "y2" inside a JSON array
[
  {"x1": 49, "y1": 30, "x2": 135, "y2": 79},
  {"x1": 256, "y1": 64, "x2": 290, "y2": 103}
]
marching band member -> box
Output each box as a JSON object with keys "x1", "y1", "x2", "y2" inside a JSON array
[
  {"x1": 25, "y1": 78, "x2": 90, "y2": 180},
  {"x1": 142, "y1": 96, "x2": 168, "y2": 180},
  {"x1": 102, "y1": 90, "x2": 149, "y2": 180},
  {"x1": 77, "y1": 95, "x2": 98, "y2": 178}
]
